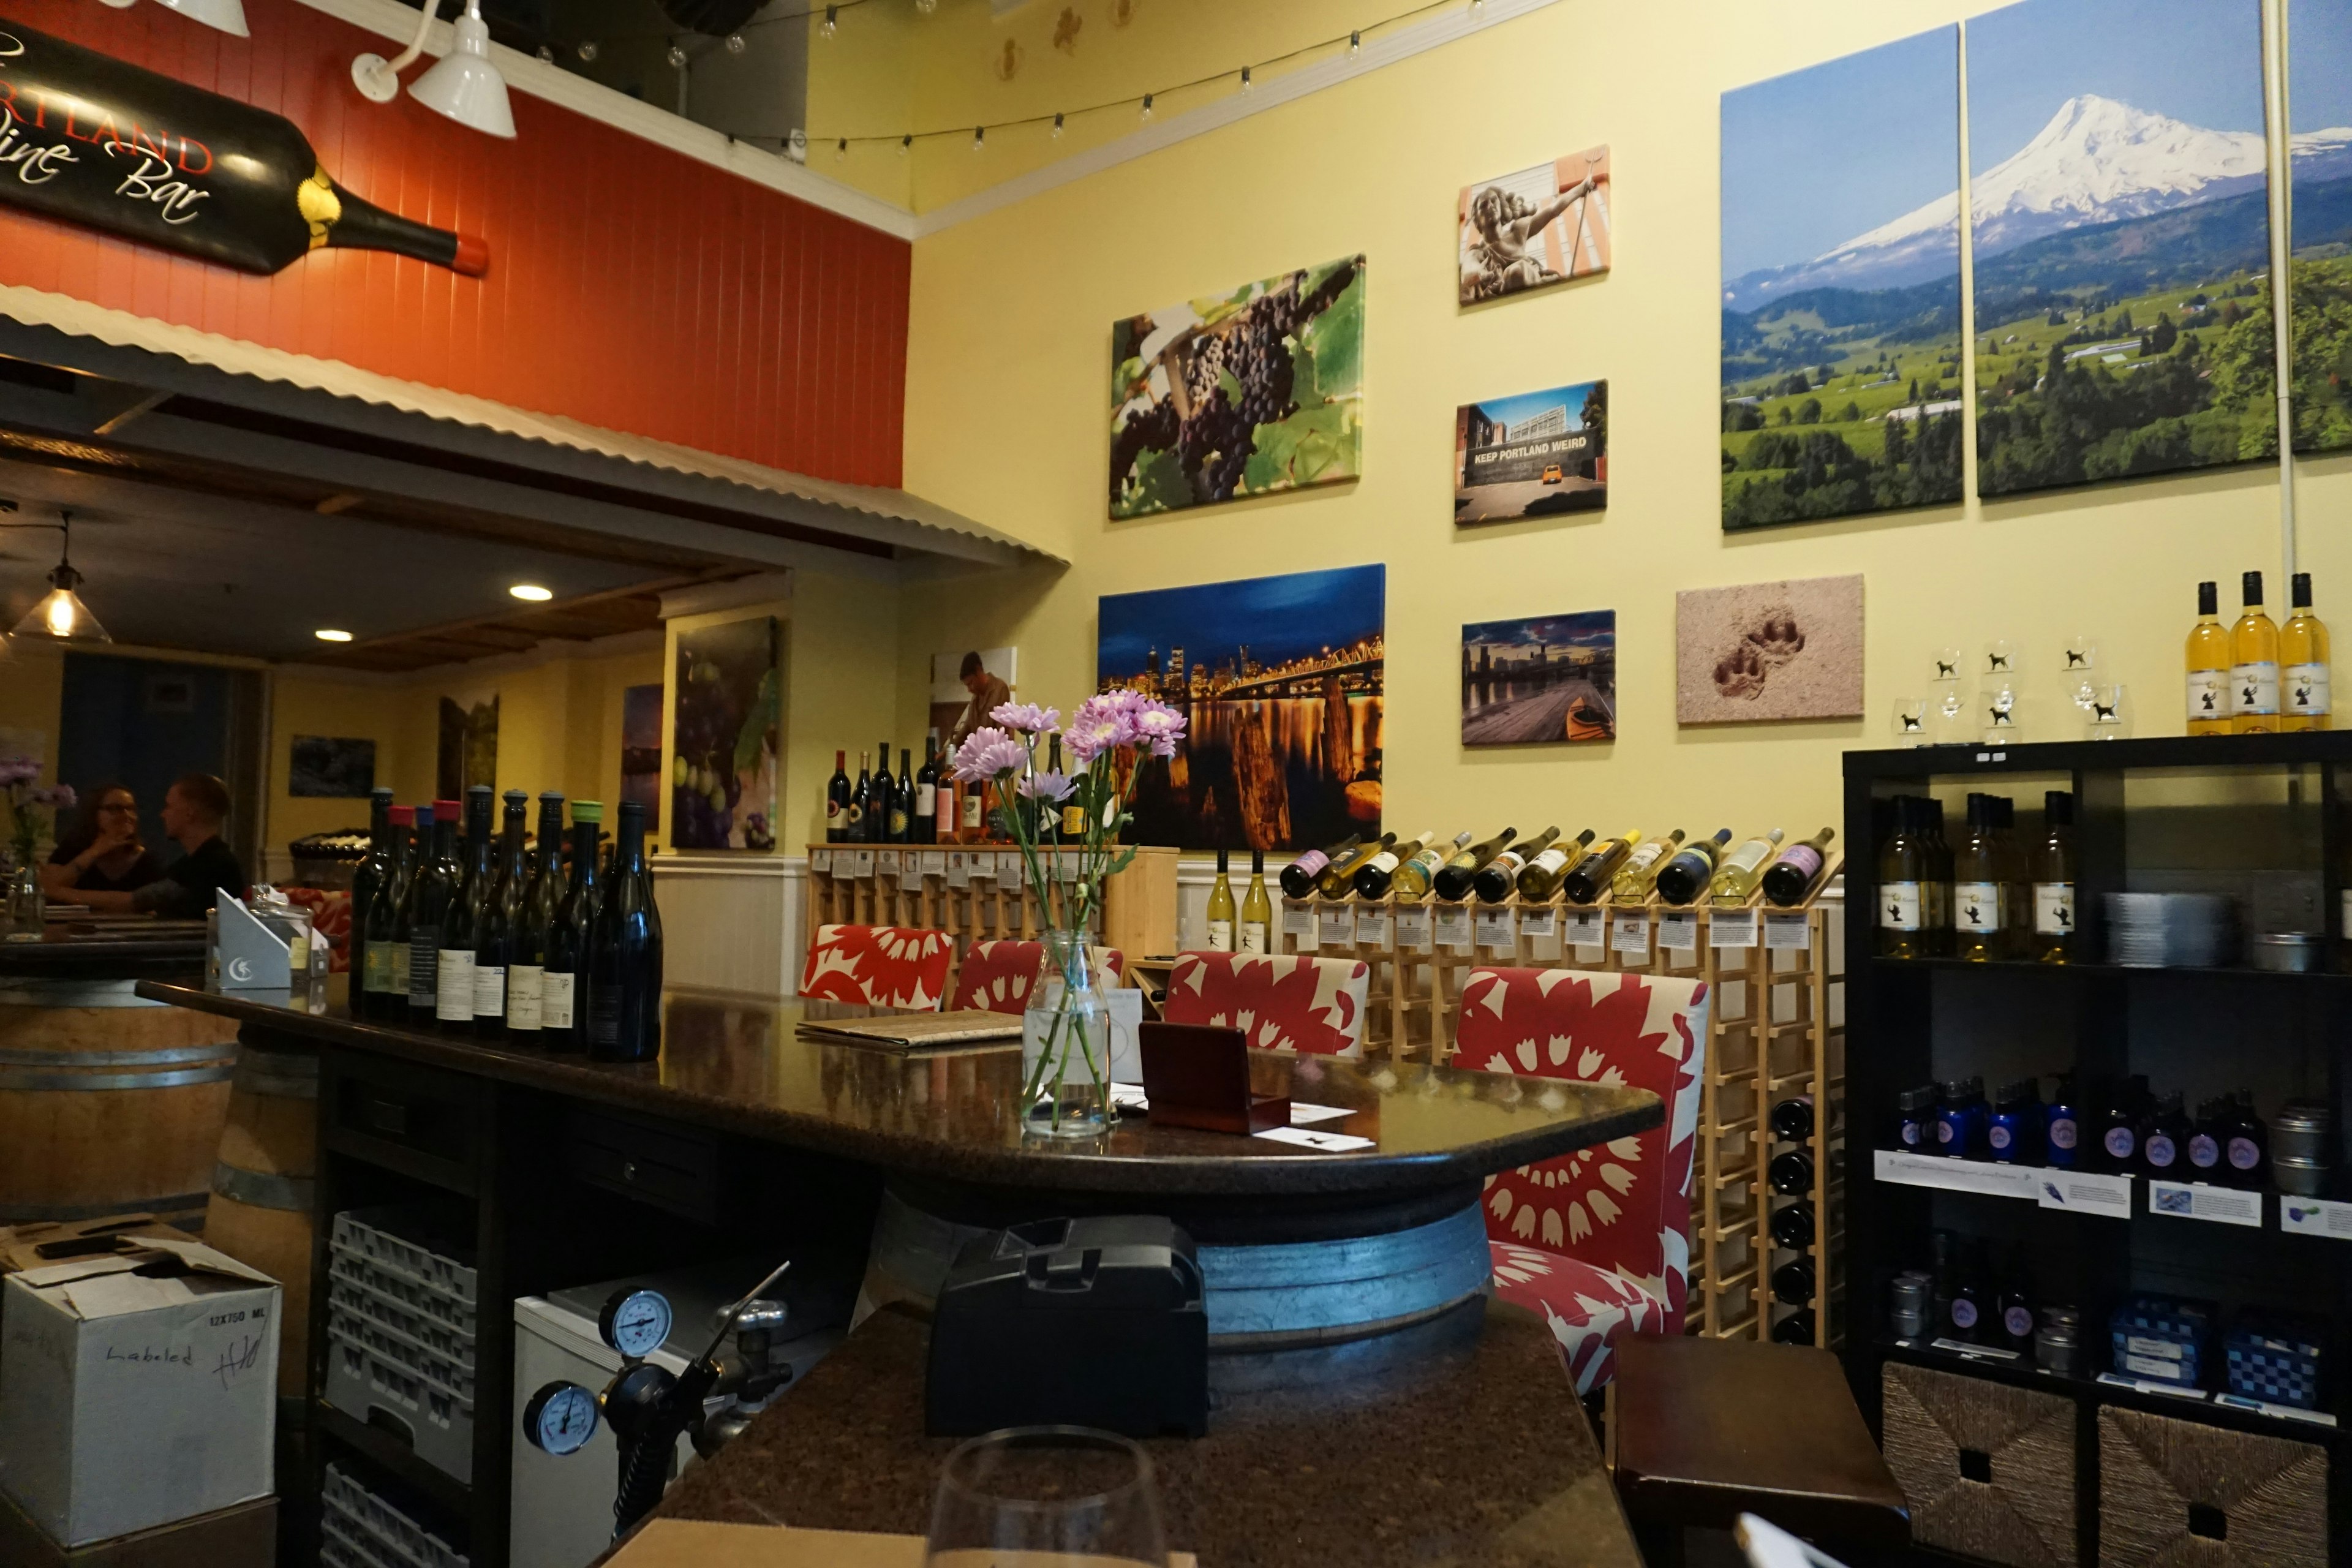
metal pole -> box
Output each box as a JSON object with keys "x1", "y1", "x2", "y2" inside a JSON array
[{"x1": 2265, "y1": 0, "x2": 2297, "y2": 584}]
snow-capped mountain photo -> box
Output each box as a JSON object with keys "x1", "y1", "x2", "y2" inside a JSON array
[{"x1": 2290, "y1": 0, "x2": 2352, "y2": 455}]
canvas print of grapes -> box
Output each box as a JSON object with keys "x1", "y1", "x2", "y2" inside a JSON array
[
  {"x1": 671, "y1": 616, "x2": 779, "y2": 851},
  {"x1": 1109, "y1": 255, "x2": 1365, "y2": 519}
]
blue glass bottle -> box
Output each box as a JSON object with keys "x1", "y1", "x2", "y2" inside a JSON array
[
  {"x1": 1936, "y1": 1076, "x2": 1986, "y2": 1160},
  {"x1": 2139, "y1": 1091, "x2": 2190, "y2": 1178},
  {"x1": 587, "y1": 799, "x2": 664, "y2": 1063},
  {"x1": 1988, "y1": 1079, "x2": 2041, "y2": 1165},
  {"x1": 1896, "y1": 1085, "x2": 1937, "y2": 1152},
  {"x1": 2044, "y1": 1075, "x2": 2080, "y2": 1170}
]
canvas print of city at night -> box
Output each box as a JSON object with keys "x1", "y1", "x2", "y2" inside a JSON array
[
  {"x1": 1098, "y1": 564, "x2": 1384, "y2": 852},
  {"x1": 1461, "y1": 612, "x2": 1616, "y2": 747}
]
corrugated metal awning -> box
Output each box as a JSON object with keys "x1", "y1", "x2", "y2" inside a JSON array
[{"x1": 0, "y1": 282, "x2": 1058, "y2": 568}]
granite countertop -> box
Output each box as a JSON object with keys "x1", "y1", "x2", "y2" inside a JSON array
[
  {"x1": 1, "y1": 921, "x2": 209, "y2": 981},
  {"x1": 645, "y1": 1303, "x2": 1643, "y2": 1568},
  {"x1": 135, "y1": 979, "x2": 1660, "y2": 1200}
]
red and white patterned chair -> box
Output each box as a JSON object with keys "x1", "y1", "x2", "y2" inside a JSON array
[
  {"x1": 799, "y1": 925, "x2": 956, "y2": 1010},
  {"x1": 1161, "y1": 952, "x2": 1370, "y2": 1058},
  {"x1": 949, "y1": 940, "x2": 1128, "y2": 1016},
  {"x1": 1450, "y1": 967, "x2": 1709, "y2": 1395}
]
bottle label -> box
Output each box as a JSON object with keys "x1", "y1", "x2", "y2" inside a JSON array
[
  {"x1": 508, "y1": 965, "x2": 544, "y2": 1031},
  {"x1": 288, "y1": 934, "x2": 309, "y2": 974},
  {"x1": 1880, "y1": 882, "x2": 1923, "y2": 931},
  {"x1": 391, "y1": 940, "x2": 411, "y2": 997},
  {"x1": 962, "y1": 794, "x2": 982, "y2": 828},
  {"x1": 2188, "y1": 1133, "x2": 2219, "y2": 1168},
  {"x1": 2146, "y1": 1133, "x2": 2176, "y2": 1168},
  {"x1": 1989, "y1": 1123, "x2": 2012, "y2": 1151},
  {"x1": 1928, "y1": 880, "x2": 1950, "y2": 929},
  {"x1": 1954, "y1": 881, "x2": 2004, "y2": 933},
  {"x1": 2187, "y1": 668, "x2": 2227, "y2": 723},
  {"x1": 1530, "y1": 846, "x2": 1570, "y2": 875},
  {"x1": 1936, "y1": 1118, "x2": 1956, "y2": 1147},
  {"x1": 887, "y1": 807, "x2": 908, "y2": 836},
  {"x1": 363, "y1": 940, "x2": 393, "y2": 994},
  {"x1": 2103, "y1": 1126, "x2": 2136, "y2": 1159},
  {"x1": 1950, "y1": 1299, "x2": 1978, "y2": 1330},
  {"x1": 409, "y1": 937, "x2": 438, "y2": 1004},
  {"x1": 473, "y1": 963, "x2": 505, "y2": 1018},
  {"x1": 543, "y1": 972, "x2": 576, "y2": 1030},
  {"x1": 2048, "y1": 1118, "x2": 2077, "y2": 1150},
  {"x1": 1625, "y1": 841, "x2": 1667, "y2": 873},
  {"x1": 2228, "y1": 1136, "x2": 2260, "y2": 1170},
  {"x1": 1900, "y1": 1121, "x2": 1921, "y2": 1147},
  {"x1": 1775, "y1": 845, "x2": 1824, "y2": 882},
  {"x1": 2003, "y1": 1306, "x2": 2034, "y2": 1340},
  {"x1": 826, "y1": 797, "x2": 842, "y2": 823},
  {"x1": 2035, "y1": 882, "x2": 2076, "y2": 936},
  {"x1": 1207, "y1": 919, "x2": 1234, "y2": 952},
  {"x1": 1362, "y1": 850, "x2": 1401, "y2": 876},
  {"x1": 846, "y1": 802, "x2": 864, "y2": 829},
  {"x1": 1240, "y1": 923, "x2": 1270, "y2": 954},
  {"x1": 1292, "y1": 850, "x2": 1332, "y2": 878},
  {"x1": 916, "y1": 783, "x2": 937, "y2": 815},
  {"x1": 435, "y1": 949, "x2": 475, "y2": 1022},
  {"x1": 1490, "y1": 850, "x2": 1528, "y2": 878},
  {"x1": 589, "y1": 987, "x2": 622, "y2": 1049},
  {"x1": 2231, "y1": 660, "x2": 2281, "y2": 717},
  {"x1": 2288, "y1": 663, "x2": 2331, "y2": 716}
]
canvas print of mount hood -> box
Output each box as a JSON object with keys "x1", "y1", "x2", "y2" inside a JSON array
[
  {"x1": 2292, "y1": 0, "x2": 2352, "y2": 454},
  {"x1": 1719, "y1": 27, "x2": 1965, "y2": 530}
]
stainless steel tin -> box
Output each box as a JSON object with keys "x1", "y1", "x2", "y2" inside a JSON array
[
  {"x1": 2037, "y1": 1318, "x2": 2081, "y2": 1375},
  {"x1": 2274, "y1": 1155, "x2": 2330, "y2": 1197},
  {"x1": 2274, "y1": 1101, "x2": 2335, "y2": 1164},
  {"x1": 2250, "y1": 932, "x2": 2326, "y2": 973}
]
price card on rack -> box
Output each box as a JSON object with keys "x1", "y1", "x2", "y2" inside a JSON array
[
  {"x1": 1475, "y1": 907, "x2": 1517, "y2": 951},
  {"x1": 921, "y1": 850, "x2": 948, "y2": 877},
  {"x1": 1565, "y1": 908, "x2": 1606, "y2": 948},
  {"x1": 810, "y1": 848, "x2": 833, "y2": 874},
  {"x1": 1433, "y1": 904, "x2": 1474, "y2": 952},
  {"x1": 1357, "y1": 907, "x2": 1393, "y2": 950},
  {"x1": 1395, "y1": 905, "x2": 1432, "y2": 951},
  {"x1": 876, "y1": 850, "x2": 902, "y2": 878},
  {"x1": 1611, "y1": 910, "x2": 1651, "y2": 956},
  {"x1": 1520, "y1": 907, "x2": 1558, "y2": 941},
  {"x1": 1000, "y1": 852, "x2": 1027, "y2": 884},
  {"x1": 851, "y1": 849, "x2": 876, "y2": 880},
  {"x1": 1283, "y1": 901, "x2": 1318, "y2": 952},
  {"x1": 1319, "y1": 905, "x2": 1357, "y2": 947},
  {"x1": 1764, "y1": 911, "x2": 1812, "y2": 952},
  {"x1": 901, "y1": 862, "x2": 927, "y2": 893},
  {"x1": 1709, "y1": 909, "x2": 1758, "y2": 949},
  {"x1": 1658, "y1": 911, "x2": 1699, "y2": 952},
  {"x1": 945, "y1": 851, "x2": 971, "y2": 888}
]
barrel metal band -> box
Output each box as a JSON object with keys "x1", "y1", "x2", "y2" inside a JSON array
[
  {"x1": 211, "y1": 1161, "x2": 317, "y2": 1212},
  {"x1": 0, "y1": 1193, "x2": 207, "y2": 1223},
  {"x1": 0, "y1": 1044, "x2": 236, "y2": 1067},
  {"x1": 0, "y1": 1063, "x2": 237, "y2": 1091},
  {"x1": 234, "y1": 1052, "x2": 321, "y2": 1100}
]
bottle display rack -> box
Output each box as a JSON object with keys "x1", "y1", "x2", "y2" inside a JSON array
[
  {"x1": 1273, "y1": 865, "x2": 1845, "y2": 1348},
  {"x1": 805, "y1": 845, "x2": 1106, "y2": 954}
]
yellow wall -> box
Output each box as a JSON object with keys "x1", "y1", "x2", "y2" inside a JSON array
[
  {"x1": 894, "y1": 0, "x2": 2352, "y2": 848},
  {"x1": 0, "y1": 640, "x2": 65, "y2": 788}
]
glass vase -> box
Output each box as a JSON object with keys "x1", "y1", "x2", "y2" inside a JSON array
[
  {"x1": 1020, "y1": 932, "x2": 1114, "y2": 1139},
  {"x1": 4, "y1": 858, "x2": 42, "y2": 935}
]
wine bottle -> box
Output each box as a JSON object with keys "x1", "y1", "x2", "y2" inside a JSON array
[
  {"x1": 348, "y1": 787, "x2": 394, "y2": 1010},
  {"x1": 1768, "y1": 1148, "x2": 1814, "y2": 1196},
  {"x1": 1610, "y1": 829, "x2": 1686, "y2": 903},
  {"x1": 1953, "y1": 794, "x2": 2005, "y2": 962},
  {"x1": 1516, "y1": 829, "x2": 1597, "y2": 902},
  {"x1": 1771, "y1": 1310, "x2": 1817, "y2": 1346},
  {"x1": 361, "y1": 803, "x2": 413, "y2": 1020},
  {"x1": 1770, "y1": 1096, "x2": 1815, "y2": 1140},
  {"x1": 1474, "y1": 827, "x2": 1562, "y2": 903},
  {"x1": 887, "y1": 747, "x2": 913, "y2": 842},
  {"x1": 1240, "y1": 850, "x2": 1273, "y2": 953},
  {"x1": 507, "y1": 793, "x2": 565, "y2": 1039},
  {"x1": 1654, "y1": 829, "x2": 1733, "y2": 907},
  {"x1": 1877, "y1": 797, "x2": 1929, "y2": 959},
  {"x1": 1771, "y1": 1257, "x2": 1817, "y2": 1307},
  {"x1": 865, "y1": 737, "x2": 895, "y2": 843},
  {"x1": 2231, "y1": 570, "x2": 2281, "y2": 734},
  {"x1": 436, "y1": 787, "x2": 494, "y2": 1031},
  {"x1": 1760, "y1": 827, "x2": 1836, "y2": 908},
  {"x1": 1354, "y1": 831, "x2": 1436, "y2": 900},
  {"x1": 473, "y1": 791, "x2": 529, "y2": 1038},
  {"x1": 0, "y1": 23, "x2": 489, "y2": 277},
  {"x1": 544, "y1": 804, "x2": 601, "y2": 1054},
  {"x1": 826, "y1": 750, "x2": 853, "y2": 843},
  {"x1": 1708, "y1": 827, "x2": 1786, "y2": 905},
  {"x1": 404, "y1": 801, "x2": 461, "y2": 1023},
  {"x1": 913, "y1": 734, "x2": 941, "y2": 845},
  {"x1": 1280, "y1": 834, "x2": 1362, "y2": 900},
  {"x1": 2185, "y1": 580, "x2": 2231, "y2": 737},
  {"x1": 1206, "y1": 849, "x2": 1237, "y2": 950},
  {"x1": 959, "y1": 778, "x2": 986, "y2": 844},
  {"x1": 847, "y1": 752, "x2": 871, "y2": 841},
  {"x1": 1769, "y1": 1200, "x2": 1815, "y2": 1250},
  {"x1": 1561, "y1": 829, "x2": 1643, "y2": 905},
  {"x1": 936, "y1": 774, "x2": 961, "y2": 845},
  {"x1": 1317, "y1": 834, "x2": 1396, "y2": 899},
  {"x1": 1432, "y1": 827, "x2": 1517, "y2": 903},
  {"x1": 588, "y1": 801, "x2": 663, "y2": 1063},
  {"x1": 1393, "y1": 831, "x2": 1471, "y2": 901},
  {"x1": 2031, "y1": 791, "x2": 2075, "y2": 964},
  {"x1": 2283, "y1": 571, "x2": 2332, "y2": 733},
  {"x1": 1924, "y1": 797, "x2": 1955, "y2": 956}
]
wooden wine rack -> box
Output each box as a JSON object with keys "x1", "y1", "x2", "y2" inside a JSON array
[
  {"x1": 804, "y1": 844, "x2": 1104, "y2": 963},
  {"x1": 1272, "y1": 862, "x2": 1845, "y2": 1348}
]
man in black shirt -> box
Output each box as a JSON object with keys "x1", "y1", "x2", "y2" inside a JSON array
[{"x1": 74, "y1": 773, "x2": 248, "y2": 918}]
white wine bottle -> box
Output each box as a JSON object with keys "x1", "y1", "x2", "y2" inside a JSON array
[
  {"x1": 2283, "y1": 571, "x2": 2332, "y2": 733},
  {"x1": 1433, "y1": 827, "x2": 1518, "y2": 903},
  {"x1": 1240, "y1": 850, "x2": 1273, "y2": 953},
  {"x1": 1760, "y1": 827, "x2": 1836, "y2": 908},
  {"x1": 1612, "y1": 829, "x2": 1686, "y2": 903},
  {"x1": 1654, "y1": 828, "x2": 1734, "y2": 907},
  {"x1": 1205, "y1": 848, "x2": 1237, "y2": 951},
  {"x1": 1316, "y1": 834, "x2": 1396, "y2": 899},
  {"x1": 1474, "y1": 827, "x2": 1564, "y2": 903},
  {"x1": 1517, "y1": 829, "x2": 1599, "y2": 900},
  {"x1": 2231, "y1": 570, "x2": 2281, "y2": 735},
  {"x1": 1953, "y1": 794, "x2": 2005, "y2": 961},
  {"x1": 1708, "y1": 827, "x2": 1787, "y2": 905},
  {"x1": 2186, "y1": 580, "x2": 2230, "y2": 736},
  {"x1": 1393, "y1": 831, "x2": 1471, "y2": 901},
  {"x1": 1354, "y1": 831, "x2": 1434, "y2": 900},
  {"x1": 1562, "y1": 829, "x2": 1643, "y2": 905}
]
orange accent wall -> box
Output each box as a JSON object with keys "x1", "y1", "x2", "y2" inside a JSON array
[{"x1": 0, "y1": 0, "x2": 908, "y2": 487}]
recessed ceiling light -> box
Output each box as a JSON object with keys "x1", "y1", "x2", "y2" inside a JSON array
[
  {"x1": 315, "y1": 628, "x2": 354, "y2": 642},
  {"x1": 509, "y1": 584, "x2": 554, "y2": 602}
]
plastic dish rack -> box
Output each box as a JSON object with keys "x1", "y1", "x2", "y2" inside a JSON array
[
  {"x1": 326, "y1": 1207, "x2": 478, "y2": 1483},
  {"x1": 321, "y1": 1460, "x2": 470, "y2": 1568}
]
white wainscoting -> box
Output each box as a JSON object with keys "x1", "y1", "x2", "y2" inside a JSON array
[{"x1": 654, "y1": 854, "x2": 809, "y2": 997}]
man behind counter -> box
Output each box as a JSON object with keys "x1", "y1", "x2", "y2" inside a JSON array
[{"x1": 72, "y1": 772, "x2": 249, "y2": 918}]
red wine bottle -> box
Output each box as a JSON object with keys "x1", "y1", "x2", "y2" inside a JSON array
[{"x1": 0, "y1": 21, "x2": 488, "y2": 277}]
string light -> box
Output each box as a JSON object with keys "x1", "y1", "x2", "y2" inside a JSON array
[
  {"x1": 1348, "y1": 29, "x2": 1360, "y2": 55},
  {"x1": 1239, "y1": 65, "x2": 1252, "y2": 91},
  {"x1": 666, "y1": 42, "x2": 686, "y2": 67},
  {"x1": 576, "y1": 39, "x2": 597, "y2": 60},
  {"x1": 1139, "y1": 92, "x2": 1153, "y2": 120},
  {"x1": 820, "y1": 4, "x2": 837, "y2": 37},
  {"x1": 835, "y1": 135, "x2": 847, "y2": 158},
  {"x1": 535, "y1": 42, "x2": 553, "y2": 60},
  {"x1": 900, "y1": 132, "x2": 912, "y2": 154},
  {"x1": 914, "y1": 0, "x2": 935, "y2": 12},
  {"x1": 972, "y1": 124, "x2": 985, "y2": 150},
  {"x1": 1051, "y1": 111, "x2": 1065, "y2": 137},
  {"x1": 725, "y1": 31, "x2": 745, "y2": 51}
]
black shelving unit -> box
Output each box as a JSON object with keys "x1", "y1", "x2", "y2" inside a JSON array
[{"x1": 1843, "y1": 734, "x2": 2352, "y2": 1564}]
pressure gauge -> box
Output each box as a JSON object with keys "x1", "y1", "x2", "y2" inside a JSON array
[
  {"x1": 522, "y1": 1381, "x2": 600, "y2": 1455},
  {"x1": 599, "y1": 1287, "x2": 673, "y2": 1360}
]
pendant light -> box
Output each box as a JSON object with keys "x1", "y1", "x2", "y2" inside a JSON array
[
  {"x1": 353, "y1": 0, "x2": 517, "y2": 140},
  {"x1": 6, "y1": 513, "x2": 110, "y2": 644}
]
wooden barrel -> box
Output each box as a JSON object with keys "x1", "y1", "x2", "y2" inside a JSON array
[
  {"x1": 205, "y1": 1040, "x2": 319, "y2": 1396},
  {"x1": 0, "y1": 980, "x2": 238, "y2": 1226}
]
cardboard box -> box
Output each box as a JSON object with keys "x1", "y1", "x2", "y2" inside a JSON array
[
  {"x1": 0, "y1": 1487, "x2": 274, "y2": 1568},
  {"x1": 0, "y1": 1234, "x2": 280, "y2": 1548},
  {"x1": 0, "y1": 1216, "x2": 190, "y2": 1277},
  {"x1": 608, "y1": 1519, "x2": 1196, "y2": 1567}
]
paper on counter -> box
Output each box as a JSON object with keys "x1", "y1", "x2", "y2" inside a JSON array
[
  {"x1": 1286, "y1": 1102, "x2": 1351, "y2": 1125},
  {"x1": 1254, "y1": 1125, "x2": 1375, "y2": 1152}
]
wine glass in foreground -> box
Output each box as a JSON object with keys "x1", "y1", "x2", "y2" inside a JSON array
[{"x1": 925, "y1": 1427, "x2": 1169, "y2": 1567}]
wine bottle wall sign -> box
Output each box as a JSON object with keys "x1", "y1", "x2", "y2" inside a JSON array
[{"x1": 0, "y1": 22, "x2": 486, "y2": 276}]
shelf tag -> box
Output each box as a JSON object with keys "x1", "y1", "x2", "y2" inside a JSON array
[
  {"x1": 901, "y1": 865, "x2": 926, "y2": 892},
  {"x1": 2149, "y1": 1180, "x2": 2262, "y2": 1228},
  {"x1": 851, "y1": 850, "x2": 876, "y2": 880},
  {"x1": 1283, "y1": 901, "x2": 1318, "y2": 952},
  {"x1": 1433, "y1": 905, "x2": 1474, "y2": 951},
  {"x1": 2036, "y1": 1169, "x2": 2133, "y2": 1217},
  {"x1": 876, "y1": 850, "x2": 902, "y2": 876},
  {"x1": 1319, "y1": 906, "x2": 1357, "y2": 946},
  {"x1": 945, "y1": 852, "x2": 971, "y2": 888},
  {"x1": 2212, "y1": 1392, "x2": 2339, "y2": 1427},
  {"x1": 1874, "y1": 1148, "x2": 2041, "y2": 1201},
  {"x1": 1611, "y1": 911, "x2": 1651, "y2": 956},
  {"x1": 1395, "y1": 905, "x2": 1432, "y2": 951},
  {"x1": 2280, "y1": 1196, "x2": 2352, "y2": 1240},
  {"x1": 810, "y1": 848, "x2": 833, "y2": 873},
  {"x1": 921, "y1": 850, "x2": 948, "y2": 876},
  {"x1": 1763, "y1": 911, "x2": 1812, "y2": 951},
  {"x1": 1709, "y1": 909, "x2": 1758, "y2": 949},
  {"x1": 1475, "y1": 908, "x2": 1517, "y2": 951},
  {"x1": 999, "y1": 852, "x2": 1026, "y2": 884},
  {"x1": 1659, "y1": 911, "x2": 1698, "y2": 951},
  {"x1": 1356, "y1": 908, "x2": 1393, "y2": 950},
  {"x1": 1565, "y1": 908, "x2": 1606, "y2": 948},
  {"x1": 1520, "y1": 907, "x2": 1558, "y2": 940}
]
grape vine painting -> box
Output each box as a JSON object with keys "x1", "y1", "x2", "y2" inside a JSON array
[
  {"x1": 1109, "y1": 256, "x2": 1365, "y2": 519},
  {"x1": 670, "y1": 616, "x2": 779, "y2": 851}
]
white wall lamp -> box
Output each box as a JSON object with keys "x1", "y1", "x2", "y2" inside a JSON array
[
  {"x1": 352, "y1": 0, "x2": 518, "y2": 139},
  {"x1": 97, "y1": 0, "x2": 251, "y2": 40}
]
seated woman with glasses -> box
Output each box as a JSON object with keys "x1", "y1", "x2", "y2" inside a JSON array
[{"x1": 40, "y1": 785, "x2": 167, "y2": 900}]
